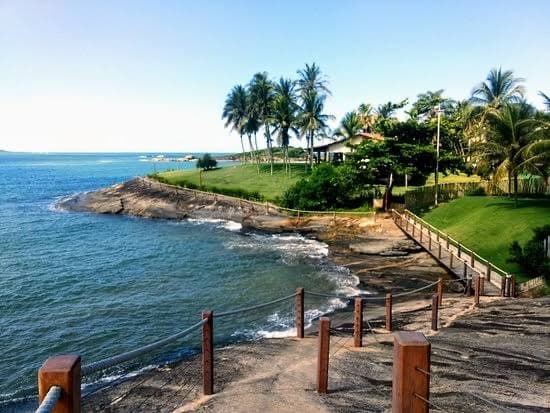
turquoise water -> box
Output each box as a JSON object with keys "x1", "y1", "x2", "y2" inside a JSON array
[{"x1": 0, "y1": 152, "x2": 358, "y2": 410}]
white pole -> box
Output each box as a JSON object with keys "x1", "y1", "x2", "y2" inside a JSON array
[{"x1": 435, "y1": 104, "x2": 441, "y2": 206}]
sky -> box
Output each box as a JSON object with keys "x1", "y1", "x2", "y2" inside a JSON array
[{"x1": 0, "y1": 0, "x2": 549, "y2": 153}]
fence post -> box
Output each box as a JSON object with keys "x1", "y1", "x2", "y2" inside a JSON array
[
  {"x1": 317, "y1": 317, "x2": 330, "y2": 394},
  {"x1": 505, "y1": 276, "x2": 511, "y2": 298},
  {"x1": 470, "y1": 254, "x2": 475, "y2": 268},
  {"x1": 457, "y1": 244, "x2": 462, "y2": 258},
  {"x1": 480, "y1": 276, "x2": 485, "y2": 296},
  {"x1": 463, "y1": 261, "x2": 468, "y2": 279},
  {"x1": 38, "y1": 355, "x2": 81, "y2": 413},
  {"x1": 392, "y1": 331, "x2": 430, "y2": 413},
  {"x1": 474, "y1": 276, "x2": 481, "y2": 307},
  {"x1": 446, "y1": 234, "x2": 450, "y2": 249},
  {"x1": 486, "y1": 263, "x2": 492, "y2": 282},
  {"x1": 428, "y1": 234, "x2": 432, "y2": 250},
  {"x1": 466, "y1": 276, "x2": 472, "y2": 297},
  {"x1": 431, "y1": 294, "x2": 439, "y2": 331},
  {"x1": 436, "y1": 230, "x2": 440, "y2": 242},
  {"x1": 412, "y1": 224, "x2": 415, "y2": 237},
  {"x1": 419, "y1": 227, "x2": 423, "y2": 243},
  {"x1": 202, "y1": 311, "x2": 214, "y2": 396},
  {"x1": 296, "y1": 287, "x2": 305, "y2": 339},
  {"x1": 353, "y1": 298, "x2": 363, "y2": 347},
  {"x1": 385, "y1": 293, "x2": 393, "y2": 332},
  {"x1": 449, "y1": 253, "x2": 454, "y2": 268},
  {"x1": 437, "y1": 243, "x2": 442, "y2": 259},
  {"x1": 510, "y1": 275, "x2": 516, "y2": 298},
  {"x1": 436, "y1": 278, "x2": 443, "y2": 306},
  {"x1": 501, "y1": 276, "x2": 506, "y2": 297}
]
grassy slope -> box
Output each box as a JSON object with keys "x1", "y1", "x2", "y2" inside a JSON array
[
  {"x1": 159, "y1": 163, "x2": 309, "y2": 201},
  {"x1": 420, "y1": 196, "x2": 550, "y2": 282}
]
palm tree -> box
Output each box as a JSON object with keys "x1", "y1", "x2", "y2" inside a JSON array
[
  {"x1": 539, "y1": 92, "x2": 550, "y2": 112},
  {"x1": 243, "y1": 111, "x2": 261, "y2": 172},
  {"x1": 376, "y1": 99, "x2": 408, "y2": 119},
  {"x1": 222, "y1": 85, "x2": 248, "y2": 163},
  {"x1": 271, "y1": 78, "x2": 299, "y2": 174},
  {"x1": 473, "y1": 102, "x2": 543, "y2": 201},
  {"x1": 470, "y1": 68, "x2": 525, "y2": 107},
  {"x1": 298, "y1": 91, "x2": 332, "y2": 167},
  {"x1": 248, "y1": 72, "x2": 275, "y2": 174},
  {"x1": 357, "y1": 103, "x2": 377, "y2": 132},
  {"x1": 334, "y1": 111, "x2": 363, "y2": 140},
  {"x1": 296, "y1": 62, "x2": 331, "y2": 97}
]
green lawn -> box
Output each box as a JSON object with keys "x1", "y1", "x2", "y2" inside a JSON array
[
  {"x1": 393, "y1": 173, "x2": 481, "y2": 195},
  {"x1": 420, "y1": 196, "x2": 550, "y2": 282},
  {"x1": 159, "y1": 163, "x2": 309, "y2": 201}
]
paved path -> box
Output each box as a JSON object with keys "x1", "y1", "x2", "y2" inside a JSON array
[{"x1": 392, "y1": 210, "x2": 505, "y2": 296}]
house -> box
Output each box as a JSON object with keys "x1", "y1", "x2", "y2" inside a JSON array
[{"x1": 313, "y1": 132, "x2": 384, "y2": 163}]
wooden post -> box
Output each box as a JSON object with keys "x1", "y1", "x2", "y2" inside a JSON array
[
  {"x1": 385, "y1": 293, "x2": 393, "y2": 332},
  {"x1": 486, "y1": 263, "x2": 492, "y2": 282},
  {"x1": 446, "y1": 234, "x2": 450, "y2": 249},
  {"x1": 316, "y1": 317, "x2": 330, "y2": 393},
  {"x1": 465, "y1": 276, "x2": 472, "y2": 297},
  {"x1": 480, "y1": 276, "x2": 485, "y2": 296},
  {"x1": 501, "y1": 276, "x2": 506, "y2": 297},
  {"x1": 505, "y1": 276, "x2": 511, "y2": 298},
  {"x1": 510, "y1": 275, "x2": 516, "y2": 298},
  {"x1": 436, "y1": 231, "x2": 440, "y2": 242},
  {"x1": 457, "y1": 244, "x2": 462, "y2": 258},
  {"x1": 392, "y1": 332, "x2": 430, "y2": 413},
  {"x1": 412, "y1": 224, "x2": 415, "y2": 237},
  {"x1": 449, "y1": 253, "x2": 454, "y2": 268},
  {"x1": 428, "y1": 234, "x2": 432, "y2": 250},
  {"x1": 419, "y1": 227, "x2": 423, "y2": 243},
  {"x1": 436, "y1": 278, "x2": 443, "y2": 306},
  {"x1": 431, "y1": 294, "x2": 439, "y2": 331},
  {"x1": 437, "y1": 243, "x2": 442, "y2": 259},
  {"x1": 474, "y1": 276, "x2": 481, "y2": 306},
  {"x1": 463, "y1": 261, "x2": 468, "y2": 279},
  {"x1": 296, "y1": 287, "x2": 305, "y2": 339},
  {"x1": 38, "y1": 355, "x2": 81, "y2": 413},
  {"x1": 353, "y1": 298, "x2": 364, "y2": 347},
  {"x1": 202, "y1": 311, "x2": 214, "y2": 396},
  {"x1": 470, "y1": 254, "x2": 475, "y2": 268},
  {"x1": 406, "y1": 219, "x2": 410, "y2": 232}
]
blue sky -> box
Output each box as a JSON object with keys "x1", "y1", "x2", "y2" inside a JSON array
[{"x1": 1, "y1": 1, "x2": 549, "y2": 152}]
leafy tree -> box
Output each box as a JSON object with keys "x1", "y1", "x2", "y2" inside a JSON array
[
  {"x1": 222, "y1": 85, "x2": 249, "y2": 163},
  {"x1": 508, "y1": 225, "x2": 550, "y2": 282},
  {"x1": 375, "y1": 99, "x2": 408, "y2": 119},
  {"x1": 271, "y1": 78, "x2": 299, "y2": 173},
  {"x1": 470, "y1": 67, "x2": 525, "y2": 107},
  {"x1": 333, "y1": 111, "x2": 363, "y2": 140},
  {"x1": 197, "y1": 153, "x2": 217, "y2": 170},
  {"x1": 407, "y1": 90, "x2": 452, "y2": 120},
  {"x1": 249, "y1": 72, "x2": 276, "y2": 174},
  {"x1": 357, "y1": 103, "x2": 377, "y2": 132}
]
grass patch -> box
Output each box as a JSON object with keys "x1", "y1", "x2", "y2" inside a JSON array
[
  {"x1": 157, "y1": 163, "x2": 310, "y2": 202},
  {"x1": 420, "y1": 196, "x2": 550, "y2": 282},
  {"x1": 393, "y1": 173, "x2": 481, "y2": 195}
]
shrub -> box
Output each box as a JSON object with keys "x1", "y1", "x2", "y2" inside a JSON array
[
  {"x1": 465, "y1": 186, "x2": 486, "y2": 196},
  {"x1": 197, "y1": 153, "x2": 217, "y2": 170},
  {"x1": 508, "y1": 225, "x2": 550, "y2": 282}
]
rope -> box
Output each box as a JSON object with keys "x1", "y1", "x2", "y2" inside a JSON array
[
  {"x1": 82, "y1": 319, "x2": 207, "y2": 375},
  {"x1": 215, "y1": 292, "x2": 297, "y2": 318},
  {"x1": 392, "y1": 280, "x2": 439, "y2": 298},
  {"x1": 414, "y1": 392, "x2": 447, "y2": 411},
  {"x1": 35, "y1": 386, "x2": 62, "y2": 413}
]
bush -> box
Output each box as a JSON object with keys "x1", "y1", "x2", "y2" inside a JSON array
[
  {"x1": 508, "y1": 225, "x2": 550, "y2": 282},
  {"x1": 197, "y1": 153, "x2": 217, "y2": 170},
  {"x1": 465, "y1": 186, "x2": 486, "y2": 196},
  {"x1": 280, "y1": 163, "x2": 375, "y2": 210}
]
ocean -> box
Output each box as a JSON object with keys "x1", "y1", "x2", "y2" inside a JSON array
[{"x1": 0, "y1": 152, "x2": 359, "y2": 411}]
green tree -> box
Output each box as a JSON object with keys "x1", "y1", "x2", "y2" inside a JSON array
[
  {"x1": 539, "y1": 91, "x2": 550, "y2": 112},
  {"x1": 222, "y1": 85, "x2": 249, "y2": 163},
  {"x1": 271, "y1": 78, "x2": 299, "y2": 173},
  {"x1": 249, "y1": 72, "x2": 276, "y2": 174},
  {"x1": 333, "y1": 111, "x2": 363, "y2": 140},
  {"x1": 197, "y1": 153, "x2": 217, "y2": 170},
  {"x1": 470, "y1": 67, "x2": 525, "y2": 107},
  {"x1": 473, "y1": 102, "x2": 545, "y2": 200},
  {"x1": 357, "y1": 103, "x2": 377, "y2": 132}
]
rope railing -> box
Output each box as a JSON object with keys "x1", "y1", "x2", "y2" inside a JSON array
[
  {"x1": 35, "y1": 385, "x2": 62, "y2": 413},
  {"x1": 82, "y1": 318, "x2": 207, "y2": 376},
  {"x1": 215, "y1": 292, "x2": 298, "y2": 318}
]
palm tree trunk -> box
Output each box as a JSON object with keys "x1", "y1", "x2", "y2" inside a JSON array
[
  {"x1": 309, "y1": 131, "x2": 314, "y2": 169},
  {"x1": 254, "y1": 132, "x2": 260, "y2": 173},
  {"x1": 508, "y1": 170, "x2": 512, "y2": 196},
  {"x1": 240, "y1": 134, "x2": 246, "y2": 164},
  {"x1": 514, "y1": 171, "x2": 518, "y2": 207},
  {"x1": 265, "y1": 124, "x2": 274, "y2": 176}
]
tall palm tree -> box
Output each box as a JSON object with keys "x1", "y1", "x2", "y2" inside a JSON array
[
  {"x1": 271, "y1": 78, "x2": 299, "y2": 174},
  {"x1": 470, "y1": 68, "x2": 525, "y2": 107},
  {"x1": 334, "y1": 111, "x2": 363, "y2": 140},
  {"x1": 298, "y1": 91, "x2": 332, "y2": 167},
  {"x1": 243, "y1": 111, "x2": 261, "y2": 172},
  {"x1": 248, "y1": 72, "x2": 275, "y2": 174},
  {"x1": 375, "y1": 99, "x2": 408, "y2": 119},
  {"x1": 296, "y1": 62, "x2": 331, "y2": 98},
  {"x1": 539, "y1": 91, "x2": 550, "y2": 112},
  {"x1": 222, "y1": 85, "x2": 248, "y2": 163},
  {"x1": 473, "y1": 102, "x2": 542, "y2": 201}
]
